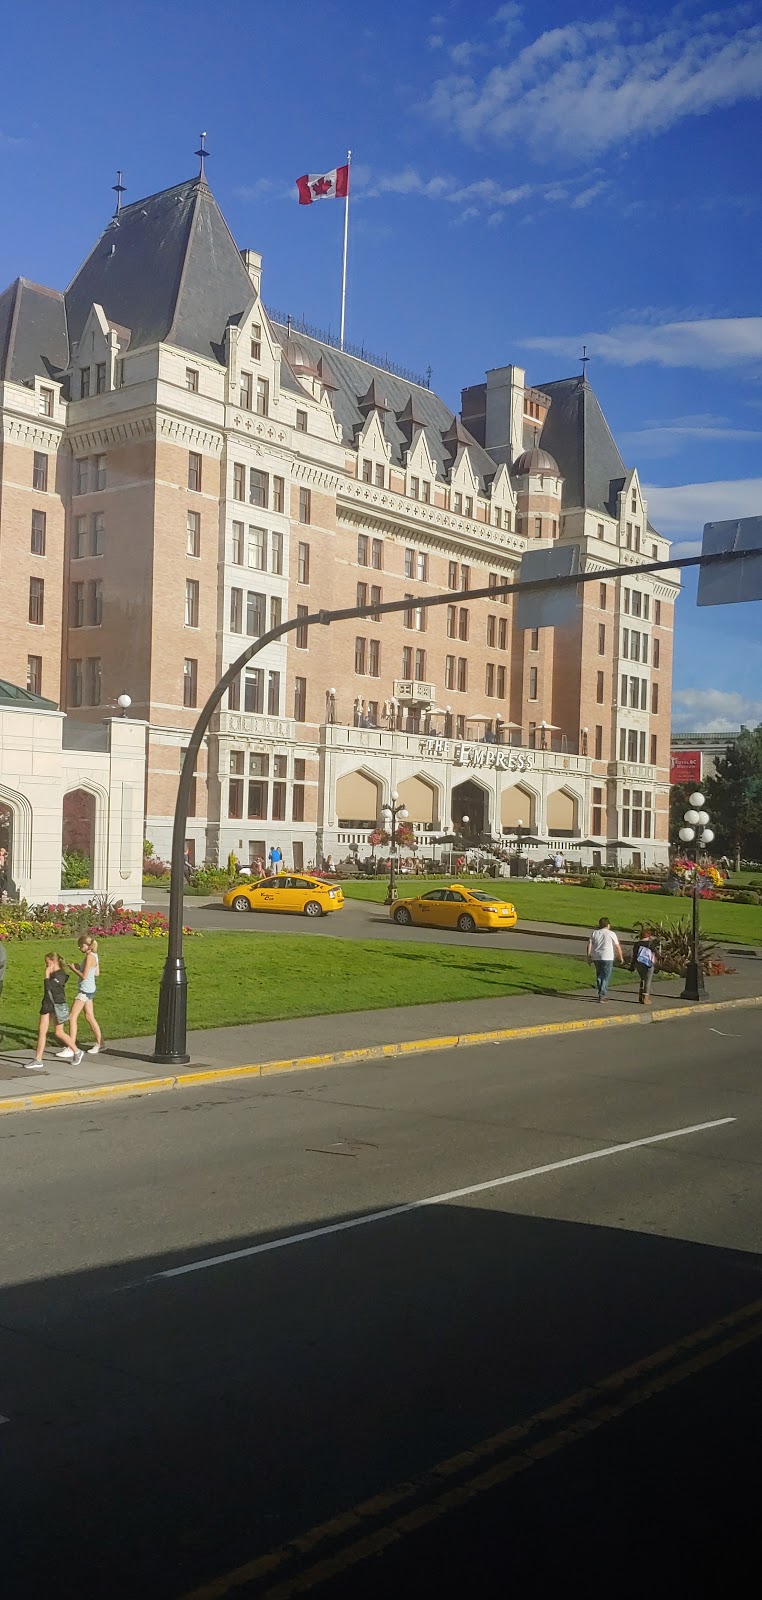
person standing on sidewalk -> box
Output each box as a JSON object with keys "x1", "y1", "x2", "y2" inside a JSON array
[
  {"x1": 587, "y1": 917, "x2": 624, "y2": 1002},
  {"x1": 630, "y1": 927, "x2": 658, "y2": 1005},
  {"x1": 27, "y1": 953, "x2": 83, "y2": 1070}
]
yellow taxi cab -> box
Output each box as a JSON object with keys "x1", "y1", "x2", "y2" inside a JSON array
[
  {"x1": 223, "y1": 872, "x2": 345, "y2": 918},
  {"x1": 389, "y1": 883, "x2": 518, "y2": 933}
]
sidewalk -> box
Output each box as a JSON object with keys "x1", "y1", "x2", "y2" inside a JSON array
[{"x1": 0, "y1": 957, "x2": 759, "y2": 1107}]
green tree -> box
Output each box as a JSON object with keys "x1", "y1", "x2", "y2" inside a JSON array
[{"x1": 705, "y1": 725, "x2": 762, "y2": 868}]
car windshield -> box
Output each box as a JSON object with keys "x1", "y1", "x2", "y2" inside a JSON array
[{"x1": 468, "y1": 892, "x2": 501, "y2": 903}]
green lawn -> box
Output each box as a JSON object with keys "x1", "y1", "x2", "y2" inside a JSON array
[
  {"x1": 341, "y1": 877, "x2": 762, "y2": 944},
  {"x1": 0, "y1": 933, "x2": 624, "y2": 1048}
]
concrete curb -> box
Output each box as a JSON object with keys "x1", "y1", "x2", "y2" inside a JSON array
[{"x1": 0, "y1": 995, "x2": 759, "y2": 1118}]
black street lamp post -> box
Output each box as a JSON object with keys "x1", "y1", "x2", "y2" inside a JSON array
[
  {"x1": 678, "y1": 791, "x2": 714, "y2": 1002},
  {"x1": 381, "y1": 791, "x2": 409, "y2": 907}
]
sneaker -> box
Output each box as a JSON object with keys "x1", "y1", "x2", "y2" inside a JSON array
[
  {"x1": 55, "y1": 1048, "x2": 75, "y2": 1059},
  {"x1": 87, "y1": 1044, "x2": 100, "y2": 1055},
  {"x1": 25, "y1": 1061, "x2": 45, "y2": 1071},
  {"x1": 72, "y1": 1050, "x2": 84, "y2": 1066}
]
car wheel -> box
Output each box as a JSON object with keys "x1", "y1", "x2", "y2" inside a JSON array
[
  {"x1": 394, "y1": 906, "x2": 413, "y2": 925},
  {"x1": 457, "y1": 913, "x2": 476, "y2": 933},
  {"x1": 304, "y1": 900, "x2": 324, "y2": 917},
  {"x1": 231, "y1": 895, "x2": 251, "y2": 913}
]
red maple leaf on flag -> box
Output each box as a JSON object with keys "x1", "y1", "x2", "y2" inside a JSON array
[{"x1": 311, "y1": 176, "x2": 332, "y2": 197}]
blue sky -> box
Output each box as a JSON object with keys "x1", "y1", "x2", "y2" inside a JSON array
[{"x1": 1, "y1": 0, "x2": 760, "y2": 731}]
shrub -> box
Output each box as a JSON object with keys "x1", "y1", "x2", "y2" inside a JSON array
[
  {"x1": 142, "y1": 856, "x2": 170, "y2": 879},
  {"x1": 187, "y1": 865, "x2": 236, "y2": 894},
  {"x1": 143, "y1": 838, "x2": 155, "y2": 859},
  {"x1": 0, "y1": 896, "x2": 198, "y2": 941},
  {"x1": 585, "y1": 873, "x2": 605, "y2": 889},
  {"x1": 61, "y1": 850, "x2": 92, "y2": 890},
  {"x1": 734, "y1": 890, "x2": 760, "y2": 905}
]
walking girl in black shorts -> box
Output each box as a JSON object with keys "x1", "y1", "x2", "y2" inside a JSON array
[{"x1": 26, "y1": 952, "x2": 83, "y2": 1070}]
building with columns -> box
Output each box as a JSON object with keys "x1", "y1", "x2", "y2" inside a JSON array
[{"x1": 0, "y1": 167, "x2": 679, "y2": 879}]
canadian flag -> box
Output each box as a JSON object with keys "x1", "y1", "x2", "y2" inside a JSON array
[{"x1": 296, "y1": 164, "x2": 350, "y2": 205}]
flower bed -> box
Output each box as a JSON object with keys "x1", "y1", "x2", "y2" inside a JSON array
[{"x1": 0, "y1": 898, "x2": 197, "y2": 941}]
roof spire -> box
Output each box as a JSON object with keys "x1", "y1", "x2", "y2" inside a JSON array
[
  {"x1": 580, "y1": 343, "x2": 590, "y2": 381},
  {"x1": 195, "y1": 131, "x2": 209, "y2": 180},
  {"x1": 112, "y1": 169, "x2": 126, "y2": 216}
]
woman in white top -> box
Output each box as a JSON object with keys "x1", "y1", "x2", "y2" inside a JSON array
[{"x1": 587, "y1": 917, "x2": 624, "y2": 1002}]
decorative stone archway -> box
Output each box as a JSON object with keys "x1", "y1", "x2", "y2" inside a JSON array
[
  {"x1": 397, "y1": 773, "x2": 440, "y2": 828},
  {"x1": 452, "y1": 779, "x2": 490, "y2": 839},
  {"x1": 500, "y1": 783, "x2": 537, "y2": 832},
  {"x1": 335, "y1": 768, "x2": 382, "y2": 828},
  {"x1": 546, "y1": 787, "x2": 579, "y2": 835}
]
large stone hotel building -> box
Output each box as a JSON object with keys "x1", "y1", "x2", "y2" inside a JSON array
[{"x1": 0, "y1": 169, "x2": 679, "y2": 876}]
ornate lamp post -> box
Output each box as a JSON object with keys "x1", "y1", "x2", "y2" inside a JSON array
[
  {"x1": 678, "y1": 791, "x2": 714, "y2": 1001},
  {"x1": 381, "y1": 790, "x2": 408, "y2": 905}
]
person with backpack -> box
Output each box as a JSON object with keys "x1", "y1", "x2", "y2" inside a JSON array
[{"x1": 631, "y1": 926, "x2": 658, "y2": 1005}]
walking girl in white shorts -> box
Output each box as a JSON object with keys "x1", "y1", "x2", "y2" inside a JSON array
[{"x1": 60, "y1": 935, "x2": 103, "y2": 1057}]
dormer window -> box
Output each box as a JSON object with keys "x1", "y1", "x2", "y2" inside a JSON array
[
  {"x1": 454, "y1": 492, "x2": 463, "y2": 514},
  {"x1": 96, "y1": 363, "x2": 107, "y2": 395},
  {"x1": 80, "y1": 368, "x2": 90, "y2": 400},
  {"x1": 465, "y1": 496, "x2": 473, "y2": 518},
  {"x1": 631, "y1": 491, "x2": 637, "y2": 512},
  {"x1": 251, "y1": 325, "x2": 262, "y2": 361},
  {"x1": 362, "y1": 459, "x2": 372, "y2": 482},
  {"x1": 375, "y1": 464, "x2": 384, "y2": 488},
  {"x1": 410, "y1": 476, "x2": 419, "y2": 499},
  {"x1": 421, "y1": 481, "x2": 430, "y2": 503},
  {"x1": 39, "y1": 387, "x2": 54, "y2": 417},
  {"x1": 239, "y1": 371, "x2": 251, "y2": 409},
  {"x1": 296, "y1": 409, "x2": 308, "y2": 433}
]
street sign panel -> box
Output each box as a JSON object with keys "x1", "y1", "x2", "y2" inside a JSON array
[
  {"x1": 515, "y1": 545, "x2": 582, "y2": 631},
  {"x1": 697, "y1": 516, "x2": 762, "y2": 606}
]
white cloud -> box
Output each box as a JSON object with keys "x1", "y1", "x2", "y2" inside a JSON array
[
  {"x1": 427, "y1": 33, "x2": 444, "y2": 49},
  {"x1": 492, "y1": 3, "x2": 523, "y2": 30},
  {"x1": 358, "y1": 166, "x2": 605, "y2": 220},
  {"x1": 644, "y1": 477, "x2": 762, "y2": 536},
  {"x1": 424, "y1": 7, "x2": 762, "y2": 159},
  {"x1": 523, "y1": 318, "x2": 762, "y2": 370},
  {"x1": 620, "y1": 415, "x2": 762, "y2": 458},
  {"x1": 672, "y1": 688, "x2": 762, "y2": 731}
]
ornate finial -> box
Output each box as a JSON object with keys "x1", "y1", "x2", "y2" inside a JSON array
[
  {"x1": 195, "y1": 131, "x2": 209, "y2": 179},
  {"x1": 580, "y1": 343, "x2": 590, "y2": 379},
  {"x1": 112, "y1": 169, "x2": 126, "y2": 216}
]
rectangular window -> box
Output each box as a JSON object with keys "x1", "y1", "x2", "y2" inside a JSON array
[
  {"x1": 239, "y1": 371, "x2": 252, "y2": 409},
  {"x1": 650, "y1": 733, "x2": 658, "y2": 765},
  {"x1": 186, "y1": 510, "x2": 201, "y2": 557},
  {"x1": 358, "y1": 534, "x2": 369, "y2": 566},
  {"x1": 34, "y1": 452, "x2": 48, "y2": 492},
  {"x1": 244, "y1": 669, "x2": 264, "y2": 713},
  {"x1": 398, "y1": 645, "x2": 412, "y2": 679},
  {"x1": 94, "y1": 455, "x2": 106, "y2": 492},
  {"x1": 362, "y1": 460, "x2": 373, "y2": 483},
  {"x1": 298, "y1": 541, "x2": 310, "y2": 584},
  {"x1": 631, "y1": 590, "x2": 642, "y2": 618},
  {"x1": 486, "y1": 663, "x2": 495, "y2": 697},
  {"x1": 69, "y1": 659, "x2": 82, "y2": 707},
  {"x1": 643, "y1": 595, "x2": 650, "y2": 620},
  {"x1": 534, "y1": 516, "x2": 542, "y2": 538},
  {"x1": 529, "y1": 666, "x2": 538, "y2": 700},
  {"x1": 461, "y1": 564, "x2": 470, "y2": 591},
  {"x1": 80, "y1": 367, "x2": 91, "y2": 399},
  {"x1": 367, "y1": 701, "x2": 379, "y2": 724},
  {"x1": 188, "y1": 452, "x2": 202, "y2": 492},
  {"x1": 233, "y1": 463, "x2": 245, "y2": 501},
  {"x1": 654, "y1": 599, "x2": 661, "y2": 626},
  {"x1": 417, "y1": 551, "x2": 428, "y2": 581},
  {"x1": 294, "y1": 758, "x2": 306, "y2": 781},
  {"x1": 457, "y1": 657, "x2": 467, "y2": 693},
  {"x1": 370, "y1": 585, "x2": 382, "y2": 620},
  {"x1": 228, "y1": 675, "x2": 240, "y2": 710},
  {"x1": 620, "y1": 728, "x2": 627, "y2": 760},
  {"x1": 271, "y1": 529, "x2": 283, "y2": 575},
  {"x1": 622, "y1": 628, "x2": 629, "y2": 659},
  {"x1": 623, "y1": 588, "x2": 630, "y2": 614},
  {"x1": 248, "y1": 780, "x2": 269, "y2": 819},
  {"x1": 185, "y1": 578, "x2": 199, "y2": 627},
  {"x1": 642, "y1": 633, "x2": 649, "y2": 665},
  {"x1": 370, "y1": 639, "x2": 381, "y2": 677},
  {"x1": 230, "y1": 751, "x2": 245, "y2": 777},
  {"x1": 232, "y1": 522, "x2": 244, "y2": 564},
  {"x1": 71, "y1": 581, "x2": 85, "y2": 627},
  {"x1": 292, "y1": 784, "x2": 305, "y2": 821},
  {"x1": 487, "y1": 614, "x2": 496, "y2": 647},
  {"x1": 31, "y1": 509, "x2": 46, "y2": 556},
  {"x1": 639, "y1": 730, "x2": 646, "y2": 764},
  {"x1": 230, "y1": 587, "x2": 243, "y2": 632},
  {"x1": 530, "y1": 628, "x2": 539, "y2": 651},
  {"x1": 256, "y1": 376, "x2": 269, "y2": 416},
  {"x1": 595, "y1": 725, "x2": 603, "y2": 760},
  {"x1": 299, "y1": 486, "x2": 311, "y2": 524},
  {"x1": 414, "y1": 647, "x2": 425, "y2": 681},
  {"x1": 89, "y1": 579, "x2": 103, "y2": 625},
  {"x1": 598, "y1": 623, "x2": 606, "y2": 654},
  {"x1": 295, "y1": 408, "x2": 308, "y2": 434},
  {"x1": 272, "y1": 475, "x2": 285, "y2": 514},
  {"x1": 498, "y1": 617, "x2": 508, "y2": 650},
  {"x1": 183, "y1": 657, "x2": 198, "y2": 707},
  {"x1": 651, "y1": 681, "x2": 659, "y2": 714},
  {"x1": 653, "y1": 638, "x2": 660, "y2": 669},
  {"x1": 371, "y1": 539, "x2": 383, "y2": 570},
  {"x1": 445, "y1": 655, "x2": 455, "y2": 690},
  {"x1": 186, "y1": 367, "x2": 199, "y2": 393},
  {"x1": 592, "y1": 786, "x2": 604, "y2": 835},
  {"x1": 272, "y1": 782, "x2": 287, "y2": 821},
  {"x1": 248, "y1": 525, "x2": 267, "y2": 570},
  {"x1": 448, "y1": 561, "x2": 458, "y2": 589},
  {"x1": 600, "y1": 583, "x2": 607, "y2": 609},
  {"x1": 296, "y1": 605, "x2": 309, "y2": 649},
  {"x1": 228, "y1": 779, "x2": 244, "y2": 820},
  {"x1": 116, "y1": 358, "x2": 125, "y2": 388},
  {"x1": 74, "y1": 515, "x2": 88, "y2": 559},
  {"x1": 640, "y1": 679, "x2": 648, "y2": 710},
  {"x1": 267, "y1": 671, "x2": 280, "y2": 715},
  {"x1": 249, "y1": 468, "x2": 268, "y2": 509},
  {"x1": 92, "y1": 511, "x2": 104, "y2": 555},
  {"x1": 27, "y1": 655, "x2": 42, "y2": 695},
  {"x1": 274, "y1": 755, "x2": 288, "y2": 779},
  {"x1": 357, "y1": 581, "x2": 368, "y2": 610},
  {"x1": 404, "y1": 594, "x2": 415, "y2": 630},
  {"x1": 631, "y1": 632, "x2": 640, "y2": 663},
  {"x1": 410, "y1": 476, "x2": 419, "y2": 500},
  {"x1": 86, "y1": 657, "x2": 101, "y2": 706},
  {"x1": 597, "y1": 522, "x2": 605, "y2": 539},
  {"x1": 246, "y1": 590, "x2": 266, "y2": 637},
  {"x1": 375, "y1": 464, "x2": 385, "y2": 488},
  {"x1": 404, "y1": 548, "x2": 415, "y2": 578},
  {"x1": 270, "y1": 595, "x2": 282, "y2": 631},
  {"x1": 465, "y1": 496, "x2": 473, "y2": 518},
  {"x1": 497, "y1": 665, "x2": 506, "y2": 698},
  {"x1": 596, "y1": 670, "x2": 604, "y2": 703},
  {"x1": 627, "y1": 729, "x2": 638, "y2": 762},
  {"x1": 251, "y1": 325, "x2": 262, "y2": 361},
  {"x1": 294, "y1": 676, "x2": 307, "y2": 721},
  {"x1": 454, "y1": 492, "x2": 463, "y2": 515},
  {"x1": 629, "y1": 676, "x2": 639, "y2": 709},
  {"x1": 458, "y1": 608, "x2": 469, "y2": 642},
  {"x1": 456, "y1": 715, "x2": 466, "y2": 739},
  {"x1": 39, "y1": 386, "x2": 54, "y2": 416},
  {"x1": 621, "y1": 673, "x2": 628, "y2": 704}
]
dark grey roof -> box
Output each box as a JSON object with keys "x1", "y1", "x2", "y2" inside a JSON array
[
  {"x1": 536, "y1": 376, "x2": 629, "y2": 517},
  {"x1": 0, "y1": 678, "x2": 58, "y2": 710},
  {"x1": 0, "y1": 278, "x2": 68, "y2": 385},
  {"x1": 272, "y1": 321, "x2": 496, "y2": 488},
  {"x1": 65, "y1": 178, "x2": 256, "y2": 362}
]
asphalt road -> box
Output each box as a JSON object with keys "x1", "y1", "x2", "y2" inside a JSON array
[{"x1": 0, "y1": 1011, "x2": 760, "y2": 1597}]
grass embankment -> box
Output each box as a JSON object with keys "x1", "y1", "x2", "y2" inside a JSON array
[
  {"x1": 341, "y1": 878, "x2": 762, "y2": 945},
  {"x1": 0, "y1": 933, "x2": 622, "y2": 1048}
]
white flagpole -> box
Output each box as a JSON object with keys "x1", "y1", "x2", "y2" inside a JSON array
[{"x1": 340, "y1": 149, "x2": 351, "y2": 351}]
